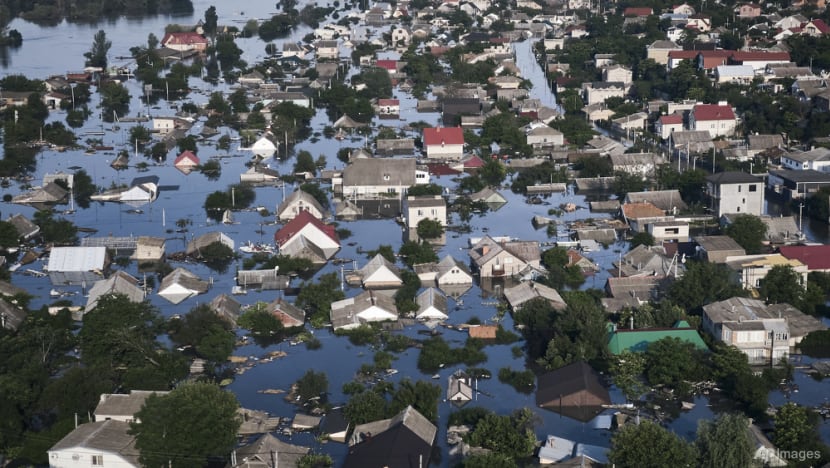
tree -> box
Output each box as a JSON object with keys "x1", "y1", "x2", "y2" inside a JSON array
[
  {"x1": 644, "y1": 337, "x2": 706, "y2": 391},
  {"x1": 760, "y1": 265, "x2": 802, "y2": 305},
  {"x1": 295, "y1": 370, "x2": 328, "y2": 405},
  {"x1": 467, "y1": 409, "x2": 536, "y2": 459},
  {"x1": 480, "y1": 158, "x2": 507, "y2": 187},
  {"x1": 99, "y1": 81, "x2": 130, "y2": 120},
  {"x1": 130, "y1": 383, "x2": 241, "y2": 468},
  {"x1": 398, "y1": 240, "x2": 438, "y2": 267},
  {"x1": 84, "y1": 30, "x2": 111, "y2": 68},
  {"x1": 296, "y1": 273, "x2": 345, "y2": 326},
  {"x1": 169, "y1": 304, "x2": 235, "y2": 362},
  {"x1": 696, "y1": 413, "x2": 754, "y2": 468},
  {"x1": 609, "y1": 420, "x2": 697, "y2": 468},
  {"x1": 294, "y1": 150, "x2": 317, "y2": 175},
  {"x1": 344, "y1": 389, "x2": 387, "y2": 425},
  {"x1": 0, "y1": 221, "x2": 20, "y2": 249},
  {"x1": 666, "y1": 260, "x2": 745, "y2": 313},
  {"x1": 203, "y1": 6, "x2": 219, "y2": 38},
  {"x1": 610, "y1": 350, "x2": 646, "y2": 402},
  {"x1": 724, "y1": 214, "x2": 767, "y2": 254},
  {"x1": 237, "y1": 304, "x2": 285, "y2": 337},
  {"x1": 416, "y1": 219, "x2": 443, "y2": 239},
  {"x1": 388, "y1": 379, "x2": 441, "y2": 422},
  {"x1": 629, "y1": 232, "x2": 655, "y2": 249}
]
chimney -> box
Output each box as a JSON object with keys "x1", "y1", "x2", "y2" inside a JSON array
[{"x1": 481, "y1": 245, "x2": 490, "y2": 255}]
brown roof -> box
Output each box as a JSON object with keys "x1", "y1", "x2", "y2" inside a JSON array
[
  {"x1": 468, "y1": 325, "x2": 498, "y2": 339},
  {"x1": 621, "y1": 202, "x2": 665, "y2": 219}
]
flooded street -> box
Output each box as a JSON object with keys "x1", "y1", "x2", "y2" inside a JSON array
[{"x1": 3, "y1": 4, "x2": 830, "y2": 464}]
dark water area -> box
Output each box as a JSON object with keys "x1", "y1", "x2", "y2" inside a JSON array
[{"x1": 2, "y1": 4, "x2": 830, "y2": 464}]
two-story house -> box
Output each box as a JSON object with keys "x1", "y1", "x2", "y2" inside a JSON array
[
  {"x1": 315, "y1": 40, "x2": 339, "y2": 60},
  {"x1": 656, "y1": 113, "x2": 684, "y2": 140},
  {"x1": 582, "y1": 82, "x2": 626, "y2": 105},
  {"x1": 705, "y1": 171, "x2": 765, "y2": 217},
  {"x1": 335, "y1": 158, "x2": 426, "y2": 197},
  {"x1": 405, "y1": 195, "x2": 447, "y2": 228},
  {"x1": 725, "y1": 253, "x2": 808, "y2": 290},
  {"x1": 423, "y1": 126, "x2": 465, "y2": 160},
  {"x1": 468, "y1": 236, "x2": 540, "y2": 278},
  {"x1": 689, "y1": 103, "x2": 737, "y2": 137}
]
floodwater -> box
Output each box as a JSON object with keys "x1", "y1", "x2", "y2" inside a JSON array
[{"x1": 2, "y1": 4, "x2": 830, "y2": 465}]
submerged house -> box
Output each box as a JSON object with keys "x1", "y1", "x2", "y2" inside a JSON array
[
  {"x1": 157, "y1": 267, "x2": 209, "y2": 304},
  {"x1": 274, "y1": 211, "x2": 340, "y2": 263},
  {"x1": 359, "y1": 254, "x2": 403, "y2": 289},
  {"x1": 447, "y1": 370, "x2": 474, "y2": 404},
  {"x1": 345, "y1": 406, "x2": 436, "y2": 468},
  {"x1": 277, "y1": 189, "x2": 329, "y2": 222},
  {"x1": 47, "y1": 246, "x2": 109, "y2": 286},
  {"x1": 415, "y1": 287, "x2": 448, "y2": 321},
  {"x1": 228, "y1": 433, "x2": 310, "y2": 468},
  {"x1": 607, "y1": 320, "x2": 708, "y2": 354},
  {"x1": 267, "y1": 298, "x2": 306, "y2": 328},
  {"x1": 536, "y1": 361, "x2": 611, "y2": 422},
  {"x1": 186, "y1": 232, "x2": 234, "y2": 257},
  {"x1": 469, "y1": 236, "x2": 540, "y2": 278},
  {"x1": 330, "y1": 290, "x2": 399, "y2": 330},
  {"x1": 90, "y1": 176, "x2": 160, "y2": 206},
  {"x1": 85, "y1": 271, "x2": 145, "y2": 316}
]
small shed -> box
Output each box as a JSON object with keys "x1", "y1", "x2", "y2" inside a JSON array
[
  {"x1": 291, "y1": 413, "x2": 322, "y2": 431},
  {"x1": 158, "y1": 267, "x2": 209, "y2": 304},
  {"x1": 447, "y1": 370, "x2": 474, "y2": 404}
]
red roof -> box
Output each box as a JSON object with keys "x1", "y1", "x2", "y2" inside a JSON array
[
  {"x1": 274, "y1": 210, "x2": 338, "y2": 246},
  {"x1": 693, "y1": 104, "x2": 736, "y2": 121},
  {"x1": 430, "y1": 46, "x2": 450, "y2": 56},
  {"x1": 463, "y1": 155, "x2": 486, "y2": 168},
  {"x1": 730, "y1": 51, "x2": 790, "y2": 62},
  {"x1": 377, "y1": 98, "x2": 400, "y2": 106},
  {"x1": 426, "y1": 163, "x2": 462, "y2": 175},
  {"x1": 375, "y1": 60, "x2": 397, "y2": 71},
  {"x1": 623, "y1": 7, "x2": 653, "y2": 16},
  {"x1": 779, "y1": 245, "x2": 830, "y2": 271},
  {"x1": 423, "y1": 127, "x2": 464, "y2": 146},
  {"x1": 659, "y1": 114, "x2": 683, "y2": 125},
  {"x1": 161, "y1": 32, "x2": 207, "y2": 46},
  {"x1": 807, "y1": 19, "x2": 830, "y2": 34},
  {"x1": 668, "y1": 50, "x2": 699, "y2": 60},
  {"x1": 174, "y1": 150, "x2": 200, "y2": 166}
]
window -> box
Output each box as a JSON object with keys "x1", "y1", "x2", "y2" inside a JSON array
[
  {"x1": 417, "y1": 209, "x2": 423, "y2": 216},
  {"x1": 742, "y1": 198, "x2": 745, "y2": 203},
  {"x1": 738, "y1": 185, "x2": 741, "y2": 192},
  {"x1": 92, "y1": 455, "x2": 103, "y2": 465},
  {"x1": 665, "y1": 227, "x2": 679, "y2": 234},
  {"x1": 749, "y1": 185, "x2": 757, "y2": 192}
]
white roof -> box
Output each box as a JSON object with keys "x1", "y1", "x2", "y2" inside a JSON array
[
  {"x1": 716, "y1": 65, "x2": 755, "y2": 77},
  {"x1": 47, "y1": 247, "x2": 107, "y2": 272}
]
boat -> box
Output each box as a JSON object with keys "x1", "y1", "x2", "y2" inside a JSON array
[
  {"x1": 222, "y1": 209, "x2": 235, "y2": 224},
  {"x1": 239, "y1": 241, "x2": 275, "y2": 254}
]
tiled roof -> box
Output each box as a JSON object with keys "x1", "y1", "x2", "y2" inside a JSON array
[
  {"x1": 693, "y1": 104, "x2": 736, "y2": 121},
  {"x1": 623, "y1": 7, "x2": 652, "y2": 16},
  {"x1": 423, "y1": 126, "x2": 464, "y2": 146},
  {"x1": 730, "y1": 51, "x2": 790, "y2": 62},
  {"x1": 274, "y1": 210, "x2": 338, "y2": 246},
  {"x1": 162, "y1": 32, "x2": 207, "y2": 45},
  {"x1": 659, "y1": 114, "x2": 683, "y2": 125},
  {"x1": 621, "y1": 201, "x2": 665, "y2": 219},
  {"x1": 779, "y1": 245, "x2": 830, "y2": 271}
]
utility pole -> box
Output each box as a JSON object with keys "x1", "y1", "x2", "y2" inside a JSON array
[{"x1": 799, "y1": 202, "x2": 804, "y2": 233}]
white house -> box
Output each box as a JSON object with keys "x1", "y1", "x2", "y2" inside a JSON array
[
  {"x1": 781, "y1": 147, "x2": 830, "y2": 172},
  {"x1": 656, "y1": 113, "x2": 684, "y2": 140},
  {"x1": 158, "y1": 267, "x2": 209, "y2": 304},
  {"x1": 436, "y1": 255, "x2": 474, "y2": 287},
  {"x1": 415, "y1": 287, "x2": 449, "y2": 321},
  {"x1": 715, "y1": 65, "x2": 756, "y2": 84},
  {"x1": 423, "y1": 127, "x2": 465, "y2": 160},
  {"x1": 330, "y1": 290, "x2": 398, "y2": 330},
  {"x1": 277, "y1": 189, "x2": 329, "y2": 221},
  {"x1": 48, "y1": 420, "x2": 139, "y2": 468},
  {"x1": 602, "y1": 65, "x2": 633, "y2": 84},
  {"x1": 582, "y1": 82, "x2": 626, "y2": 105},
  {"x1": 274, "y1": 211, "x2": 340, "y2": 263},
  {"x1": 725, "y1": 253, "x2": 808, "y2": 290},
  {"x1": 47, "y1": 246, "x2": 109, "y2": 286},
  {"x1": 315, "y1": 40, "x2": 340, "y2": 60},
  {"x1": 336, "y1": 158, "x2": 421, "y2": 197},
  {"x1": 93, "y1": 390, "x2": 169, "y2": 423},
  {"x1": 706, "y1": 171, "x2": 765, "y2": 217},
  {"x1": 525, "y1": 123, "x2": 564, "y2": 147},
  {"x1": 251, "y1": 136, "x2": 277, "y2": 158},
  {"x1": 405, "y1": 195, "x2": 447, "y2": 228},
  {"x1": 689, "y1": 103, "x2": 737, "y2": 138},
  {"x1": 702, "y1": 297, "x2": 792, "y2": 364},
  {"x1": 359, "y1": 254, "x2": 403, "y2": 289}
]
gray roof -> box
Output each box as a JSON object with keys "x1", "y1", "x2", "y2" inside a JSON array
[
  {"x1": 86, "y1": 271, "x2": 145, "y2": 313},
  {"x1": 760, "y1": 216, "x2": 800, "y2": 243},
  {"x1": 706, "y1": 171, "x2": 763, "y2": 185},
  {"x1": 330, "y1": 290, "x2": 398, "y2": 329},
  {"x1": 0, "y1": 299, "x2": 27, "y2": 331},
  {"x1": 350, "y1": 405, "x2": 437, "y2": 447},
  {"x1": 94, "y1": 390, "x2": 169, "y2": 420},
  {"x1": 210, "y1": 294, "x2": 242, "y2": 326},
  {"x1": 747, "y1": 134, "x2": 783, "y2": 151},
  {"x1": 436, "y1": 254, "x2": 472, "y2": 280},
  {"x1": 769, "y1": 169, "x2": 830, "y2": 183},
  {"x1": 416, "y1": 287, "x2": 448, "y2": 317},
  {"x1": 187, "y1": 232, "x2": 232, "y2": 255},
  {"x1": 625, "y1": 190, "x2": 688, "y2": 212},
  {"x1": 230, "y1": 433, "x2": 309, "y2": 468},
  {"x1": 47, "y1": 246, "x2": 108, "y2": 272},
  {"x1": 785, "y1": 147, "x2": 830, "y2": 163},
  {"x1": 7, "y1": 213, "x2": 39, "y2": 239},
  {"x1": 159, "y1": 267, "x2": 209, "y2": 294},
  {"x1": 609, "y1": 152, "x2": 666, "y2": 168},
  {"x1": 504, "y1": 281, "x2": 567, "y2": 310},
  {"x1": 407, "y1": 195, "x2": 445, "y2": 208},
  {"x1": 342, "y1": 158, "x2": 416, "y2": 187},
  {"x1": 49, "y1": 420, "x2": 139, "y2": 465},
  {"x1": 277, "y1": 189, "x2": 328, "y2": 218},
  {"x1": 469, "y1": 187, "x2": 507, "y2": 204},
  {"x1": 695, "y1": 235, "x2": 746, "y2": 253},
  {"x1": 360, "y1": 253, "x2": 402, "y2": 280}
]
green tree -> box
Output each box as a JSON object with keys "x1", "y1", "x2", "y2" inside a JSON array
[
  {"x1": 296, "y1": 273, "x2": 344, "y2": 326},
  {"x1": 366, "y1": 245, "x2": 396, "y2": 263},
  {"x1": 407, "y1": 184, "x2": 443, "y2": 196},
  {"x1": 294, "y1": 150, "x2": 317, "y2": 175},
  {"x1": 760, "y1": 265, "x2": 802, "y2": 305},
  {"x1": 696, "y1": 413, "x2": 754, "y2": 468},
  {"x1": 774, "y1": 402, "x2": 824, "y2": 454},
  {"x1": 237, "y1": 304, "x2": 285, "y2": 337},
  {"x1": 388, "y1": 379, "x2": 441, "y2": 422},
  {"x1": 203, "y1": 6, "x2": 219, "y2": 38},
  {"x1": 130, "y1": 383, "x2": 241, "y2": 468},
  {"x1": 666, "y1": 260, "x2": 745, "y2": 313},
  {"x1": 610, "y1": 421, "x2": 697, "y2": 467},
  {"x1": 610, "y1": 350, "x2": 646, "y2": 402},
  {"x1": 480, "y1": 158, "x2": 507, "y2": 187},
  {"x1": 467, "y1": 408, "x2": 536, "y2": 459},
  {"x1": 416, "y1": 219, "x2": 443, "y2": 239},
  {"x1": 724, "y1": 214, "x2": 768, "y2": 254},
  {"x1": 644, "y1": 337, "x2": 706, "y2": 391},
  {"x1": 0, "y1": 220, "x2": 20, "y2": 248},
  {"x1": 33, "y1": 211, "x2": 78, "y2": 245},
  {"x1": 344, "y1": 389, "x2": 388, "y2": 425},
  {"x1": 629, "y1": 232, "x2": 655, "y2": 249},
  {"x1": 84, "y1": 30, "x2": 111, "y2": 68},
  {"x1": 462, "y1": 453, "x2": 517, "y2": 468},
  {"x1": 295, "y1": 370, "x2": 328, "y2": 405},
  {"x1": 169, "y1": 304, "x2": 235, "y2": 362},
  {"x1": 398, "y1": 240, "x2": 438, "y2": 267}
]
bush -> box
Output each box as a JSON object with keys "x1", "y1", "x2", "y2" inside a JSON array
[{"x1": 497, "y1": 367, "x2": 535, "y2": 393}]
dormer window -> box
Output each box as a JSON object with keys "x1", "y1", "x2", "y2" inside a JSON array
[{"x1": 383, "y1": 174, "x2": 391, "y2": 181}]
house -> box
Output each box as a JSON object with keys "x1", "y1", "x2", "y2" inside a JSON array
[
  {"x1": 274, "y1": 211, "x2": 340, "y2": 263},
  {"x1": 161, "y1": 32, "x2": 208, "y2": 52},
  {"x1": 566, "y1": 250, "x2": 599, "y2": 272},
  {"x1": 469, "y1": 325, "x2": 498, "y2": 339},
  {"x1": 607, "y1": 320, "x2": 708, "y2": 354},
  {"x1": 345, "y1": 406, "x2": 436, "y2": 468},
  {"x1": 624, "y1": 190, "x2": 688, "y2": 214},
  {"x1": 321, "y1": 409, "x2": 350, "y2": 443},
  {"x1": 240, "y1": 165, "x2": 280, "y2": 184},
  {"x1": 330, "y1": 290, "x2": 398, "y2": 330},
  {"x1": 648, "y1": 220, "x2": 690, "y2": 242},
  {"x1": 238, "y1": 70, "x2": 265, "y2": 86},
  {"x1": 209, "y1": 294, "x2": 242, "y2": 327},
  {"x1": 7, "y1": 213, "x2": 40, "y2": 240},
  {"x1": 390, "y1": 26, "x2": 411, "y2": 46},
  {"x1": 315, "y1": 40, "x2": 339, "y2": 60},
  {"x1": 536, "y1": 361, "x2": 611, "y2": 422},
  {"x1": 749, "y1": 424, "x2": 789, "y2": 467},
  {"x1": 614, "y1": 244, "x2": 682, "y2": 278},
  {"x1": 423, "y1": 126, "x2": 465, "y2": 160},
  {"x1": 132, "y1": 236, "x2": 165, "y2": 263},
  {"x1": 291, "y1": 413, "x2": 321, "y2": 431},
  {"x1": 186, "y1": 232, "x2": 234, "y2": 257},
  {"x1": 729, "y1": 51, "x2": 790, "y2": 72},
  {"x1": 715, "y1": 65, "x2": 755, "y2": 84},
  {"x1": 610, "y1": 153, "x2": 666, "y2": 178},
  {"x1": 90, "y1": 176, "x2": 160, "y2": 206},
  {"x1": 152, "y1": 116, "x2": 192, "y2": 136},
  {"x1": 405, "y1": 195, "x2": 446, "y2": 229},
  {"x1": 758, "y1": 216, "x2": 801, "y2": 245},
  {"x1": 376, "y1": 138, "x2": 415, "y2": 156},
  {"x1": 435, "y1": 255, "x2": 474, "y2": 289},
  {"x1": 157, "y1": 267, "x2": 209, "y2": 304},
  {"x1": 0, "y1": 299, "x2": 27, "y2": 332},
  {"x1": 228, "y1": 433, "x2": 310, "y2": 468},
  {"x1": 781, "y1": 147, "x2": 830, "y2": 172},
  {"x1": 282, "y1": 42, "x2": 306, "y2": 58},
  {"x1": 377, "y1": 98, "x2": 400, "y2": 116},
  {"x1": 12, "y1": 182, "x2": 68, "y2": 205},
  {"x1": 702, "y1": 297, "x2": 827, "y2": 363},
  {"x1": 779, "y1": 245, "x2": 830, "y2": 272},
  {"x1": 582, "y1": 82, "x2": 626, "y2": 105},
  {"x1": 802, "y1": 19, "x2": 830, "y2": 37},
  {"x1": 277, "y1": 189, "x2": 329, "y2": 222},
  {"x1": 85, "y1": 271, "x2": 144, "y2": 316},
  {"x1": 656, "y1": 113, "x2": 684, "y2": 140},
  {"x1": 525, "y1": 124, "x2": 564, "y2": 147},
  {"x1": 538, "y1": 435, "x2": 609, "y2": 465},
  {"x1": 689, "y1": 104, "x2": 737, "y2": 137},
  {"x1": 47, "y1": 420, "x2": 139, "y2": 468},
  {"x1": 336, "y1": 158, "x2": 421, "y2": 197},
  {"x1": 469, "y1": 236, "x2": 540, "y2": 278},
  {"x1": 359, "y1": 254, "x2": 403, "y2": 289},
  {"x1": 602, "y1": 276, "x2": 662, "y2": 312},
  {"x1": 251, "y1": 136, "x2": 277, "y2": 158},
  {"x1": 767, "y1": 169, "x2": 830, "y2": 199},
  {"x1": 503, "y1": 281, "x2": 568, "y2": 311},
  {"x1": 706, "y1": 171, "x2": 765, "y2": 217},
  {"x1": 470, "y1": 187, "x2": 508, "y2": 206},
  {"x1": 174, "y1": 150, "x2": 200, "y2": 174},
  {"x1": 669, "y1": 130, "x2": 715, "y2": 155},
  {"x1": 747, "y1": 134, "x2": 783, "y2": 157},
  {"x1": 603, "y1": 65, "x2": 633, "y2": 84},
  {"x1": 647, "y1": 40, "x2": 682, "y2": 65},
  {"x1": 267, "y1": 298, "x2": 305, "y2": 328},
  {"x1": 736, "y1": 3, "x2": 762, "y2": 18},
  {"x1": 695, "y1": 235, "x2": 747, "y2": 263},
  {"x1": 93, "y1": 390, "x2": 169, "y2": 423},
  {"x1": 623, "y1": 7, "x2": 653, "y2": 17},
  {"x1": 725, "y1": 253, "x2": 808, "y2": 290},
  {"x1": 686, "y1": 13, "x2": 712, "y2": 32},
  {"x1": 447, "y1": 370, "x2": 474, "y2": 403},
  {"x1": 442, "y1": 98, "x2": 481, "y2": 125},
  {"x1": 621, "y1": 202, "x2": 671, "y2": 233},
  {"x1": 415, "y1": 287, "x2": 448, "y2": 321},
  {"x1": 47, "y1": 246, "x2": 109, "y2": 286}
]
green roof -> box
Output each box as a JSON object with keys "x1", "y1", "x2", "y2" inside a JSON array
[{"x1": 607, "y1": 320, "x2": 708, "y2": 354}]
